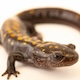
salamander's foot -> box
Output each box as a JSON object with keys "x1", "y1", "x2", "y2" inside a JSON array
[{"x1": 2, "y1": 69, "x2": 20, "y2": 79}]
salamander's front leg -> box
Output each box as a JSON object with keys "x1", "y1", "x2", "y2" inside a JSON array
[{"x1": 2, "y1": 52, "x2": 24, "y2": 79}]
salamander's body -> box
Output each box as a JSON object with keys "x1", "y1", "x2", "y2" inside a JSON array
[{"x1": 0, "y1": 8, "x2": 79, "y2": 79}]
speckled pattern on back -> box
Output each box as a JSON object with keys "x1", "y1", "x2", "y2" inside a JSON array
[{"x1": 0, "y1": 8, "x2": 79, "y2": 79}]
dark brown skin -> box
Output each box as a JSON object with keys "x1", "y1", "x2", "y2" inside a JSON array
[{"x1": 0, "y1": 8, "x2": 79, "y2": 79}]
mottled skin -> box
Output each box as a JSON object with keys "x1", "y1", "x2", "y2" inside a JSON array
[{"x1": 0, "y1": 8, "x2": 79, "y2": 79}]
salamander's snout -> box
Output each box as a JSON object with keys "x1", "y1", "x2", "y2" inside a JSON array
[
  {"x1": 64, "y1": 43, "x2": 79, "y2": 66},
  {"x1": 64, "y1": 51, "x2": 79, "y2": 66}
]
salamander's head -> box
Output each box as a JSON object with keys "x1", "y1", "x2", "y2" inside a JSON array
[
  {"x1": 47, "y1": 44, "x2": 79, "y2": 67},
  {"x1": 33, "y1": 43, "x2": 79, "y2": 68}
]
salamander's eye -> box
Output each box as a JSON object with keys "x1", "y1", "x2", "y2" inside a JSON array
[
  {"x1": 50, "y1": 51, "x2": 64, "y2": 63},
  {"x1": 66, "y1": 44, "x2": 76, "y2": 50}
]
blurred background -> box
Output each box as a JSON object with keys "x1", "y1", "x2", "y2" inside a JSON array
[{"x1": 0, "y1": 0, "x2": 80, "y2": 80}]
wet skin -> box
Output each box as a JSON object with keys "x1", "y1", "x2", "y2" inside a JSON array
[{"x1": 0, "y1": 8, "x2": 79, "y2": 79}]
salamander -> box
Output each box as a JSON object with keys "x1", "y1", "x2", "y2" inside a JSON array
[{"x1": 0, "y1": 8, "x2": 79, "y2": 79}]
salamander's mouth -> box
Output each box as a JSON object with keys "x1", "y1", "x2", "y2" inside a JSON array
[{"x1": 47, "y1": 53, "x2": 79, "y2": 67}]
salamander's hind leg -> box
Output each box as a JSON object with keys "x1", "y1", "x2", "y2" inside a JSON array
[
  {"x1": 2, "y1": 52, "x2": 24, "y2": 79},
  {"x1": 33, "y1": 32, "x2": 43, "y2": 41},
  {"x1": 24, "y1": 21, "x2": 43, "y2": 40},
  {"x1": 29, "y1": 27, "x2": 43, "y2": 41}
]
